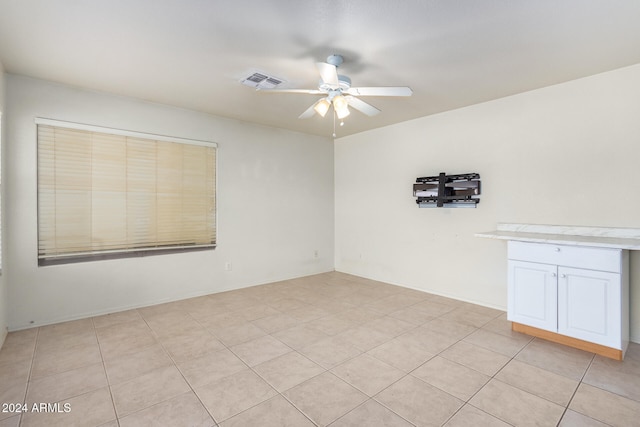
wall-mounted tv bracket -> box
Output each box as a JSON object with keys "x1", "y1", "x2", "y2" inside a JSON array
[{"x1": 414, "y1": 172, "x2": 481, "y2": 208}]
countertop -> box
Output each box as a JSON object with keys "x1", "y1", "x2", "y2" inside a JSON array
[{"x1": 475, "y1": 223, "x2": 640, "y2": 250}]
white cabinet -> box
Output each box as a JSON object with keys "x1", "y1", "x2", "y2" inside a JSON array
[{"x1": 507, "y1": 241, "x2": 629, "y2": 358}]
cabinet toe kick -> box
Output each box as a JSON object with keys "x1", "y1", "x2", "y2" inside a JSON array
[{"x1": 512, "y1": 322, "x2": 623, "y2": 361}]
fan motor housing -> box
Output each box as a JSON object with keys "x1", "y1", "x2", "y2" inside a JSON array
[
  {"x1": 319, "y1": 75, "x2": 351, "y2": 93},
  {"x1": 337, "y1": 75, "x2": 351, "y2": 90}
]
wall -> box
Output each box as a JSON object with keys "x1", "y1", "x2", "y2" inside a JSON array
[
  {"x1": 5, "y1": 75, "x2": 334, "y2": 330},
  {"x1": 0, "y1": 61, "x2": 7, "y2": 348},
  {"x1": 335, "y1": 64, "x2": 640, "y2": 342}
]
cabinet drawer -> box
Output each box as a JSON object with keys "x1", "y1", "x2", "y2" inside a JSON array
[{"x1": 508, "y1": 241, "x2": 621, "y2": 273}]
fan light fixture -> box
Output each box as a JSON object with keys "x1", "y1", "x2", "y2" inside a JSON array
[
  {"x1": 332, "y1": 95, "x2": 350, "y2": 119},
  {"x1": 314, "y1": 98, "x2": 331, "y2": 117},
  {"x1": 314, "y1": 95, "x2": 350, "y2": 120}
]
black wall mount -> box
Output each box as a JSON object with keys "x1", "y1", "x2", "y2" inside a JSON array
[{"x1": 414, "y1": 172, "x2": 481, "y2": 208}]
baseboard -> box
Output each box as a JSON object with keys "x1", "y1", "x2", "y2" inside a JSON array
[
  {"x1": 334, "y1": 268, "x2": 506, "y2": 312},
  {"x1": 8, "y1": 268, "x2": 336, "y2": 332},
  {"x1": 0, "y1": 326, "x2": 7, "y2": 351}
]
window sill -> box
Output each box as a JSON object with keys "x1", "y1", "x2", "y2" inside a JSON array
[{"x1": 38, "y1": 245, "x2": 215, "y2": 266}]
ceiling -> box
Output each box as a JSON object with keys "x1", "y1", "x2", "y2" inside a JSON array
[{"x1": 1, "y1": 1, "x2": 639, "y2": 138}]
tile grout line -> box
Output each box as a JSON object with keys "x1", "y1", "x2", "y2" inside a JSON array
[
  {"x1": 20, "y1": 321, "x2": 125, "y2": 426},
  {"x1": 244, "y1": 326, "x2": 366, "y2": 426},
  {"x1": 451, "y1": 338, "x2": 525, "y2": 427},
  {"x1": 345, "y1": 398, "x2": 417, "y2": 427},
  {"x1": 18, "y1": 326, "x2": 40, "y2": 427},
  {"x1": 192, "y1": 281, "x2": 389, "y2": 424},
  {"x1": 276, "y1": 378, "x2": 328, "y2": 427},
  {"x1": 415, "y1": 319, "x2": 508, "y2": 426},
  {"x1": 92, "y1": 311, "x2": 196, "y2": 424},
  {"x1": 468, "y1": 335, "x2": 597, "y2": 427},
  {"x1": 224, "y1": 332, "x2": 298, "y2": 423},
  {"x1": 92, "y1": 316, "x2": 122, "y2": 427},
  {"x1": 367, "y1": 321, "x2": 476, "y2": 427},
  {"x1": 558, "y1": 352, "x2": 617, "y2": 427},
  {"x1": 406, "y1": 313, "x2": 528, "y2": 427},
  {"x1": 137, "y1": 308, "x2": 221, "y2": 426},
  {"x1": 224, "y1": 286, "x2": 416, "y2": 425},
  {"x1": 147, "y1": 301, "x2": 318, "y2": 425}
]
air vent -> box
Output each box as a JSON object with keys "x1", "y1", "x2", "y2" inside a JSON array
[
  {"x1": 265, "y1": 77, "x2": 283, "y2": 86},
  {"x1": 246, "y1": 73, "x2": 268, "y2": 84},
  {"x1": 241, "y1": 71, "x2": 285, "y2": 89}
]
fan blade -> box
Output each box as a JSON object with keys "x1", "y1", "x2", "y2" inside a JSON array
[
  {"x1": 298, "y1": 102, "x2": 318, "y2": 119},
  {"x1": 258, "y1": 88, "x2": 324, "y2": 94},
  {"x1": 316, "y1": 62, "x2": 339, "y2": 87},
  {"x1": 346, "y1": 96, "x2": 381, "y2": 116},
  {"x1": 346, "y1": 87, "x2": 413, "y2": 97}
]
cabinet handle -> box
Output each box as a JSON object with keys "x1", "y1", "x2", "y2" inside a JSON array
[
  {"x1": 554, "y1": 247, "x2": 561, "y2": 252},
  {"x1": 551, "y1": 272, "x2": 557, "y2": 277},
  {"x1": 560, "y1": 274, "x2": 566, "y2": 278}
]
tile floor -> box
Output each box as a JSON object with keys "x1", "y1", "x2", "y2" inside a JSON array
[{"x1": 1, "y1": 271, "x2": 639, "y2": 426}]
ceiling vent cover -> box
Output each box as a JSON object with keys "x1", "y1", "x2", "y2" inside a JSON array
[{"x1": 241, "y1": 71, "x2": 285, "y2": 89}]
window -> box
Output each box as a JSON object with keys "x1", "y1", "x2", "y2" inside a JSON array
[{"x1": 37, "y1": 119, "x2": 216, "y2": 264}]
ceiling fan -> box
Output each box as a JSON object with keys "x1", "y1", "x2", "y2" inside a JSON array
[{"x1": 259, "y1": 54, "x2": 413, "y2": 120}]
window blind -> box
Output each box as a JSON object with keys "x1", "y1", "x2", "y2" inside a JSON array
[{"x1": 37, "y1": 119, "x2": 216, "y2": 262}]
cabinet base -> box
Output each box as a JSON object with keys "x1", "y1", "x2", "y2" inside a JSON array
[{"x1": 512, "y1": 322, "x2": 623, "y2": 361}]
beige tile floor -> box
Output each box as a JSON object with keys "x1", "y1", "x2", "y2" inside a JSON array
[{"x1": 1, "y1": 271, "x2": 639, "y2": 426}]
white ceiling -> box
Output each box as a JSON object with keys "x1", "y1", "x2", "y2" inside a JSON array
[{"x1": 1, "y1": 0, "x2": 639, "y2": 138}]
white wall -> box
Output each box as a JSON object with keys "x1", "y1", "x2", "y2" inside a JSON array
[
  {"x1": 0, "y1": 61, "x2": 7, "y2": 348},
  {"x1": 5, "y1": 75, "x2": 334, "y2": 330},
  {"x1": 335, "y1": 64, "x2": 640, "y2": 342}
]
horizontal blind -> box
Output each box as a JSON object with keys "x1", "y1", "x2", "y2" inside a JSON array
[{"x1": 37, "y1": 122, "x2": 216, "y2": 260}]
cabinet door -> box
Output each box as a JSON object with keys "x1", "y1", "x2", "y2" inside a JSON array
[
  {"x1": 508, "y1": 260, "x2": 557, "y2": 332},
  {"x1": 557, "y1": 267, "x2": 621, "y2": 349}
]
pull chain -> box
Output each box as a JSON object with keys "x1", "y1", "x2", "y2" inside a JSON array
[{"x1": 332, "y1": 107, "x2": 337, "y2": 138}]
